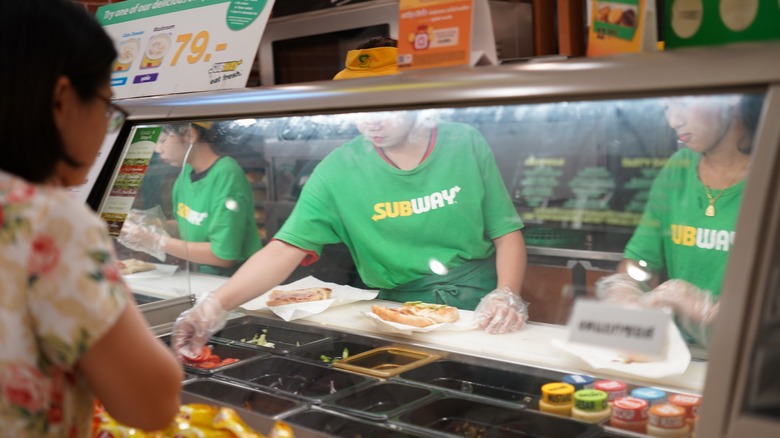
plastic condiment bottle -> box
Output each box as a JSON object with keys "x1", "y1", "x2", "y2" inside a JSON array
[
  {"x1": 593, "y1": 380, "x2": 627, "y2": 407},
  {"x1": 668, "y1": 394, "x2": 702, "y2": 432},
  {"x1": 571, "y1": 389, "x2": 610, "y2": 423},
  {"x1": 610, "y1": 396, "x2": 649, "y2": 434},
  {"x1": 540, "y1": 382, "x2": 575, "y2": 417},
  {"x1": 631, "y1": 387, "x2": 668, "y2": 406},
  {"x1": 563, "y1": 374, "x2": 595, "y2": 390},
  {"x1": 647, "y1": 403, "x2": 691, "y2": 437}
]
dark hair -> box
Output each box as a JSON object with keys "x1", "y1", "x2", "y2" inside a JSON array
[
  {"x1": 737, "y1": 93, "x2": 765, "y2": 154},
  {"x1": 0, "y1": 0, "x2": 117, "y2": 183},
  {"x1": 163, "y1": 122, "x2": 222, "y2": 145},
  {"x1": 355, "y1": 36, "x2": 398, "y2": 50}
]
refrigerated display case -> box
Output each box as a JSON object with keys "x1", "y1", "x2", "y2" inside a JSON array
[{"x1": 91, "y1": 43, "x2": 780, "y2": 437}]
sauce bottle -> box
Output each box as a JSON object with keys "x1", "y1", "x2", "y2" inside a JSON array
[
  {"x1": 668, "y1": 394, "x2": 702, "y2": 432},
  {"x1": 610, "y1": 396, "x2": 649, "y2": 434},
  {"x1": 564, "y1": 374, "x2": 595, "y2": 390},
  {"x1": 647, "y1": 403, "x2": 691, "y2": 437},
  {"x1": 571, "y1": 389, "x2": 610, "y2": 423},
  {"x1": 631, "y1": 387, "x2": 668, "y2": 406},
  {"x1": 540, "y1": 382, "x2": 575, "y2": 417},
  {"x1": 593, "y1": 380, "x2": 627, "y2": 407}
]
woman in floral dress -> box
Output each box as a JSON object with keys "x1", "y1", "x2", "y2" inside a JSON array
[{"x1": 0, "y1": 1, "x2": 182, "y2": 436}]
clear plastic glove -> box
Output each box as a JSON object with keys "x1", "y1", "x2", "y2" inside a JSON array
[
  {"x1": 171, "y1": 291, "x2": 229, "y2": 360},
  {"x1": 117, "y1": 208, "x2": 169, "y2": 262},
  {"x1": 475, "y1": 288, "x2": 529, "y2": 334},
  {"x1": 640, "y1": 278, "x2": 719, "y2": 321},
  {"x1": 595, "y1": 273, "x2": 646, "y2": 305},
  {"x1": 639, "y1": 279, "x2": 719, "y2": 347}
]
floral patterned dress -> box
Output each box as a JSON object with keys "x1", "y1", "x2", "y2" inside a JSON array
[{"x1": 0, "y1": 171, "x2": 128, "y2": 437}]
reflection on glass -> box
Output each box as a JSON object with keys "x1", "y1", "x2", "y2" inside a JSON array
[
  {"x1": 104, "y1": 93, "x2": 765, "y2": 353},
  {"x1": 598, "y1": 94, "x2": 763, "y2": 349},
  {"x1": 117, "y1": 121, "x2": 263, "y2": 276}
]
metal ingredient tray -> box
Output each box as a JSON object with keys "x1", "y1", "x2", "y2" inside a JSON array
[
  {"x1": 333, "y1": 346, "x2": 440, "y2": 378},
  {"x1": 283, "y1": 408, "x2": 430, "y2": 438},
  {"x1": 158, "y1": 335, "x2": 267, "y2": 375},
  {"x1": 217, "y1": 356, "x2": 376, "y2": 403},
  {"x1": 291, "y1": 338, "x2": 379, "y2": 366},
  {"x1": 323, "y1": 381, "x2": 437, "y2": 421},
  {"x1": 213, "y1": 315, "x2": 330, "y2": 354},
  {"x1": 397, "y1": 360, "x2": 559, "y2": 409},
  {"x1": 182, "y1": 379, "x2": 305, "y2": 419},
  {"x1": 392, "y1": 396, "x2": 603, "y2": 438}
]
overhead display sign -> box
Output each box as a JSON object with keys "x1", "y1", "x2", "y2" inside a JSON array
[
  {"x1": 587, "y1": 0, "x2": 658, "y2": 57},
  {"x1": 97, "y1": 0, "x2": 274, "y2": 99},
  {"x1": 397, "y1": 0, "x2": 497, "y2": 70}
]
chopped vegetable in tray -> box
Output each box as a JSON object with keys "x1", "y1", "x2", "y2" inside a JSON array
[
  {"x1": 241, "y1": 329, "x2": 276, "y2": 348},
  {"x1": 320, "y1": 347, "x2": 350, "y2": 363}
]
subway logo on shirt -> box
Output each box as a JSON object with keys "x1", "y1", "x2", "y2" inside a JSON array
[
  {"x1": 177, "y1": 202, "x2": 208, "y2": 226},
  {"x1": 670, "y1": 224, "x2": 735, "y2": 252},
  {"x1": 372, "y1": 186, "x2": 461, "y2": 222}
]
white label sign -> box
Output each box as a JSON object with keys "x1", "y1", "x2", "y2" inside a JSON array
[
  {"x1": 97, "y1": 0, "x2": 274, "y2": 99},
  {"x1": 567, "y1": 299, "x2": 670, "y2": 358}
]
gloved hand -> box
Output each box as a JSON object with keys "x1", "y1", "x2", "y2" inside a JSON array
[
  {"x1": 117, "y1": 208, "x2": 169, "y2": 262},
  {"x1": 640, "y1": 279, "x2": 719, "y2": 325},
  {"x1": 639, "y1": 279, "x2": 719, "y2": 347},
  {"x1": 172, "y1": 291, "x2": 229, "y2": 360},
  {"x1": 594, "y1": 273, "x2": 646, "y2": 305},
  {"x1": 475, "y1": 288, "x2": 529, "y2": 334}
]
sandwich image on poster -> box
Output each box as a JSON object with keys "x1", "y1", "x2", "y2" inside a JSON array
[
  {"x1": 113, "y1": 38, "x2": 141, "y2": 72},
  {"x1": 140, "y1": 33, "x2": 172, "y2": 69}
]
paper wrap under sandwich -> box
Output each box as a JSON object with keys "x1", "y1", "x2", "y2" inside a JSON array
[
  {"x1": 240, "y1": 276, "x2": 378, "y2": 321},
  {"x1": 363, "y1": 308, "x2": 480, "y2": 335},
  {"x1": 551, "y1": 321, "x2": 691, "y2": 378}
]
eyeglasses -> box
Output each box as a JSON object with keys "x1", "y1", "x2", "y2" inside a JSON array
[{"x1": 95, "y1": 94, "x2": 129, "y2": 134}]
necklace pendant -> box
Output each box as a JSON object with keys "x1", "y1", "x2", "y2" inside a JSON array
[{"x1": 705, "y1": 204, "x2": 716, "y2": 217}]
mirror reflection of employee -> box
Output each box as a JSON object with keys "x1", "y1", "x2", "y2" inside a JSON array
[
  {"x1": 118, "y1": 122, "x2": 263, "y2": 276},
  {"x1": 596, "y1": 94, "x2": 763, "y2": 346}
]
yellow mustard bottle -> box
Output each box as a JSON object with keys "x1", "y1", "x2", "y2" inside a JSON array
[
  {"x1": 571, "y1": 389, "x2": 611, "y2": 423},
  {"x1": 540, "y1": 382, "x2": 575, "y2": 417}
]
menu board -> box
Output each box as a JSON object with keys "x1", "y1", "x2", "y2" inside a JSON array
[
  {"x1": 100, "y1": 127, "x2": 161, "y2": 236},
  {"x1": 97, "y1": 0, "x2": 274, "y2": 98}
]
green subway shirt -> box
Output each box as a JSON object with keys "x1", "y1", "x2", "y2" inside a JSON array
[
  {"x1": 173, "y1": 156, "x2": 263, "y2": 276},
  {"x1": 275, "y1": 122, "x2": 523, "y2": 289},
  {"x1": 624, "y1": 148, "x2": 745, "y2": 298}
]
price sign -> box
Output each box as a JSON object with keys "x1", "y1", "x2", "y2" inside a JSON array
[{"x1": 97, "y1": 0, "x2": 274, "y2": 99}]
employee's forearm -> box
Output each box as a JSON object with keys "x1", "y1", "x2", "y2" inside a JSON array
[
  {"x1": 215, "y1": 240, "x2": 307, "y2": 310},
  {"x1": 164, "y1": 238, "x2": 233, "y2": 268},
  {"x1": 494, "y1": 230, "x2": 526, "y2": 295}
]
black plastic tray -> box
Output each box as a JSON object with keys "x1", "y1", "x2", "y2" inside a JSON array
[
  {"x1": 398, "y1": 360, "x2": 557, "y2": 408},
  {"x1": 213, "y1": 315, "x2": 330, "y2": 354},
  {"x1": 158, "y1": 335, "x2": 266, "y2": 375},
  {"x1": 394, "y1": 397, "x2": 603, "y2": 438},
  {"x1": 284, "y1": 409, "x2": 428, "y2": 438},
  {"x1": 218, "y1": 356, "x2": 375, "y2": 402},
  {"x1": 182, "y1": 379, "x2": 303, "y2": 418},
  {"x1": 291, "y1": 338, "x2": 378, "y2": 365},
  {"x1": 324, "y1": 381, "x2": 436, "y2": 421}
]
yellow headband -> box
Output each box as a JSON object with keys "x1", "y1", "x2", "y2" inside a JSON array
[{"x1": 333, "y1": 47, "x2": 398, "y2": 80}]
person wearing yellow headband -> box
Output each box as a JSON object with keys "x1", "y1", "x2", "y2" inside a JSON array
[
  {"x1": 333, "y1": 36, "x2": 399, "y2": 80},
  {"x1": 118, "y1": 121, "x2": 263, "y2": 276}
]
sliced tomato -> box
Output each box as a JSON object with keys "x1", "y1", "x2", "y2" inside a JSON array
[{"x1": 217, "y1": 358, "x2": 239, "y2": 366}]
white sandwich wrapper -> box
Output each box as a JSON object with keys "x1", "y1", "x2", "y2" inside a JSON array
[
  {"x1": 363, "y1": 308, "x2": 480, "y2": 336},
  {"x1": 551, "y1": 321, "x2": 691, "y2": 379},
  {"x1": 240, "y1": 276, "x2": 379, "y2": 321}
]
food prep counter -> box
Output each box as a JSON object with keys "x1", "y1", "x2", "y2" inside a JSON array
[
  {"x1": 168, "y1": 311, "x2": 701, "y2": 437},
  {"x1": 95, "y1": 43, "x2": 780, "y2": 438}
]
